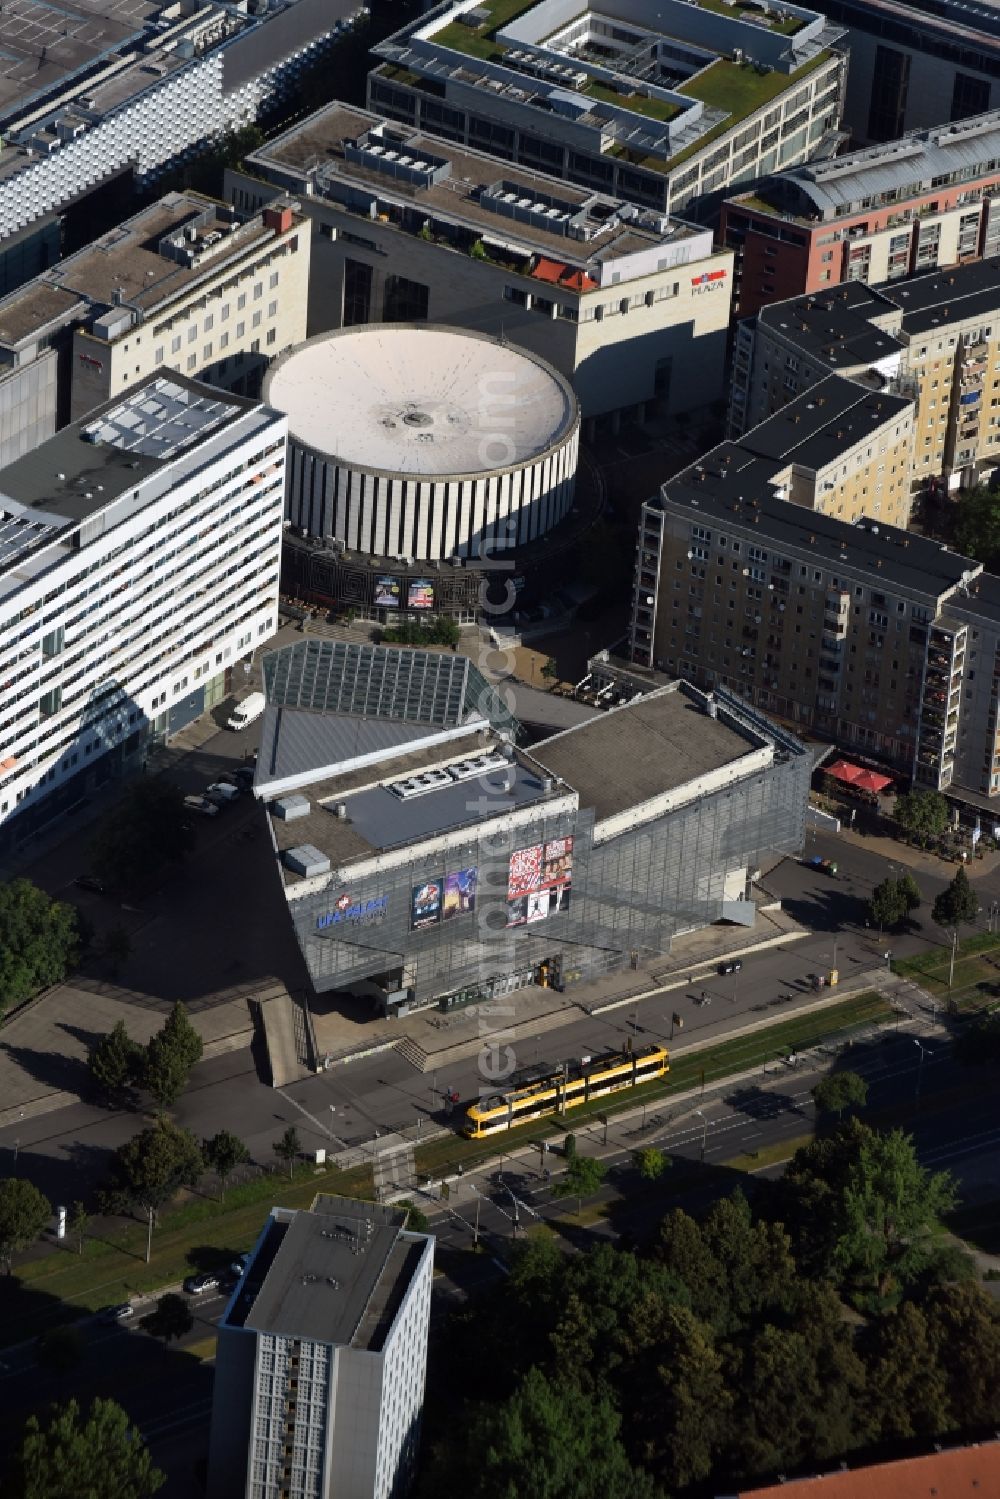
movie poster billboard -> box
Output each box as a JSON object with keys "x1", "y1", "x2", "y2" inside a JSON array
[
  {"x1": 411, "y1": 875, "x2": 443, "y2": 930},
  {"x1": 408, "y1": 578, "x2": 435, "y2": 610},
  {"x1": 375, "y1": 576, "x2": 401, "y2": 608},
  {"x1": 506, "y1": 836, "x2": 573, "y2": 926},
  {"x1": 443, "y1": 866, "x2": 477, "y2": 921}
]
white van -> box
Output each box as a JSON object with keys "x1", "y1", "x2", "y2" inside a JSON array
[{"x1": 226, "y1": 691, "x2": 266, "y2": 732}]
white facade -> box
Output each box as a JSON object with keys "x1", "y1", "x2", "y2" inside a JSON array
[
  {"x1": 0, "y1": 5, "x2": 365, "y2": 243},
  {"x1": 267, "y1": 326, "x2": 580, "y2": 561},
  {"x1": 0, "y1": 377, "x2": 286, "y2": 838},
  {"x1": 208, "y1": 1200, "x2": 434, "y2": 1499}
]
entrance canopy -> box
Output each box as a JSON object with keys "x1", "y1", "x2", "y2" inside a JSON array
[{"x1": 825, "y1": 759, "x2": 892, "y2": 795}]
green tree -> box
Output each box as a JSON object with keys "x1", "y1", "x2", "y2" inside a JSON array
[
  {"x1": 68, "y1": 1201, "x2": 89, "y2": 1258},
  {"x1": 0, "y1": 1178, "x2": 51, "y2": 1273},
  {"x1": 141, "y1": 1293, "x2": 193, "y2": 1345},
  {"x1": 634, "y1": 1303, "x2": 730, "y2": 1487},
  {"x1": 923, "y1": 1282, "x2": 1000, "y2": 1428},
  {"x1": 932, "y1": 864, "x2": 979, "y2": 940},
  {"x1": 101, "y1": 925, "x2": 133, "y2": 978},
  {"x1": 101, "y1": 1117, "x2": 204, "y2": 1225},
  {"x1": 864, "y1": 1299, "x2": 951, "y2": 1441},
  {"x1": 34, "y1": 1325, "x2": 83, "y2": 1376},
  {"x1": 273, "y1": 1125, "x2": 301, "y2": 1179},
  {"x1": 90, "y1": 780, "x2": 194, "y2": 892},
  {"x1": 900, "y1": 872, "x2": 922, "y2": 912},
  {"x1": 88, "y1": 1019, "x2": 143, "y2": 1103},
  {"x1": 893, "y1": 788, "x2": 950, "y2": 842},
  {"x1": 158, "y1": 1001, "x2": 203, "y2": 1072},
  {"x1": 700, "y1": 1192, "x2": 797, "y2": 1334},
  {"x1": 0, "y1": 878, "x2": 81, "y2": 1016},
  {"x1": 632, "y1": 1146, "x2": 670, "y2": 1181},
  {"x1": 732, "y1": 1282, "x2": 870, "y2": 1481},
  {"x1": 143, "y1": 1002, "x2": 203, "y2": 1108},
  {"x1": 953, "y1": 482, "x2": 1000, "y2": 568},
  {"x1": 563, "y1": 1133, "x2": 577, "y2": 1159},
  {"x1": 554, "y1": 1154, "x2": 606, "y2": 1216},
  {"x1": 8, "y1": 1396, "x2": 164, "y2": 1499},
  {"x1": 655, "y1": 1206, "x2": 723, "y2": 1312},
  {"x1": 812, "y1": 1071, "x2": 869, "y2": 1119},
  {"x1": 834, "y1": 1128, "x2": 957, "y2": 1298},
  {"x1": 869, "y1": 877, "x2": 908, "y2": 933},
  {"x1": 397, "y1": 1199, "x2": 430, "y2": 1233},
  {"x1": 443, "y1": 1366, "x2": 659, "y2": 1499},
  {"x1": 202, "y1": 1129, "x2": 250, "y2": 1201},
  {"x1": 540, "y1": 657, "x2": 559, "y2": 683}
]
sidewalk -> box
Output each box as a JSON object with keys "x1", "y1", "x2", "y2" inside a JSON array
[{"x1": 833, "y1": 823, "x2": 1000, "y2": 881}]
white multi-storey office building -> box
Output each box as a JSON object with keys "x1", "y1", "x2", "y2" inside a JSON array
[
  {"x1": 0, "y1": 0, "x2": 367, "y2": 253},
  {"x1": 208, "y1": 1195, "x2": 434, "y2": 1499},
  {"x1": 0, "y1": 373, "x2": 286, "y2": 850}
]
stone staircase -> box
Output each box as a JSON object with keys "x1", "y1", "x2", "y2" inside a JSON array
[{"x1": 395, "y1": 1035, "x2": 429, "y2": 1073}]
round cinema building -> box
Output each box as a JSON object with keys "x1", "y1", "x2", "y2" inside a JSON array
[{"x1": 265, "y1": 324, "x2": 583, "y2": 620}]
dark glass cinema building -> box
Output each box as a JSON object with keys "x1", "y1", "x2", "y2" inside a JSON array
[{"x1": 255, "y1": 639, "x2": 810, "y2": 1014}]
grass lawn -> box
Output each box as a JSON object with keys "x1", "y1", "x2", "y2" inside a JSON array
[
  {"x1": 2, "y1": 1161, "x2": 374, "y2": 1349},
  {"x1": 432, "y1": 0, "x2": 537, "y2": 59},
  {"x1": 894, "y1": 933, "x2": 1000, "y2": 1011},
  {"x1": 413, "y1": 989, "x2": 892, "y2": 1181},
  {"x1": 584, "y1": 80, "x2": 680, "y2": 122},
  {"x1": 723, "y1": 1131, "x2": 814, "y2": 1172},
  {"x1": 663, "y1": 49, "x2": 831, "y2": 169},
  {"x1": 692, "y1": 0, "x2": 806, "y2": 34}
]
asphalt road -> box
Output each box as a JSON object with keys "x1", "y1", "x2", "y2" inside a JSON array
[
  {"x1": 3, "y1": 1023, "x2": 997, "y2": 1499},
  {"x1": 0, "y1": 839, "x2": 980, "y2": 1208}
]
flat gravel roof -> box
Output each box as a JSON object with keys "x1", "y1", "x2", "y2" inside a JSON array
[{"x1": 263, "y1": 324, "x2": 578, "y2": 477}]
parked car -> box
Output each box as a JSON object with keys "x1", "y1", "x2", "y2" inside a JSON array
[
  {"x1": 183, "y1": 795, "x2": 219, "y2": 818},
  {"x1": 232, "y1": 765, "x2": 255, "y2": 789},
  {"x1": 205, "y1": 782, "x2": 239, "y2": 806},
  {"x1": 718, "y1": 959, "x2": 743, "y2": 976},
  {"x1": 98, "y1": 1302, "x2": 134, "y2": 1324},
  {"x1": 183, "y1": 1272, "x2": 220, "y2": 1296},
  {"x1": 805, "y1": 855, "x2": 838, "y2": 876},
  {"x1": 74, "y1": 874, "x2": 109, "y2": 894},
  {"x1": 230, "y1": 1252, "x2": 251, "y2": 1279}
]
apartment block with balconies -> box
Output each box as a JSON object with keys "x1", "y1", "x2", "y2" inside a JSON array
[
  {"x1": 627, "y1": 473, "x2": 1000, "y2": 789},
  {"x1": 729, "y1": 257, "x2": 1000, "y2": 493}
]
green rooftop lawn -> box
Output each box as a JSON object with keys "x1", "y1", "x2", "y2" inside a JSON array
[
  {"x1": 584, "y1": 79, "x2": 681, "y2": 122},
  {"x1": 432, "y1": 0, "x2": 539, "y2": 59},
  {"x1": 692, "y1": 0, "x2": 807, "y2": 36}
]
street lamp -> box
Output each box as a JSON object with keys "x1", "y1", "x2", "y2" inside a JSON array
[
  {"x1": 913, "y1": 1038, "x2": 927, "y2": 1103},
  {"x1": 693, "y1": 1108, "x2": 707, "y2": 1164},
  {"x1": 884, "y1": 950, "x2": 892, "y2": 973}
]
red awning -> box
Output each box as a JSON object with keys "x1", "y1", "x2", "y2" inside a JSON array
[
  {"x1": 825, "y1": 759, "x2": 892, "y2": 794},
  {"x1": 531, "y1": 257, "x2": 598, "y2": 292}
]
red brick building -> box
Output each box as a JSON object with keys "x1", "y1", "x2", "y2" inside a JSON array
[{"x1": 720, "y1": 111, "x2": 1000, "y2": 319}]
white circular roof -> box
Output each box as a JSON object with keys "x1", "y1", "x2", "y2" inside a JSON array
[{"x1": 264, "y1": 326, "x2": 578, "y2": 477}]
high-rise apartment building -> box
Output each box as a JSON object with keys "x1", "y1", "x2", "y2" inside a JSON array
[
  {"x1": 226, "y1": 102, "x2": 733, "y2": 425},
  {"x1": 729, "y1": 260, "x2": 1000, "y2": 492},
  {"x1": 721, "y1": 111, "x2": 1000, "y2": 319},
  {"x1": 629, "y1": 477, "x2": 1000, "y2": 795},
  {"x1": 208, "y1": 1196, "x2": 433, "y2": 1499},
  {"x1": 0, "y1": 192, "x2": 308, "y2": 470},
  {"x1": 0, "y1": 373, "x2": 286, "y2": 848},
  {"x1": 368, "y1": 0, "x2": 846, "y2": 217}
]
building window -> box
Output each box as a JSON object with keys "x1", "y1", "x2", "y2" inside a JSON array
[
  {"x1": 204, "y1": 314, "x2": 214, "y2": 332},
  {"x1": 220, "y1": 331, "x2": 229, "y2": 350},
  {"x1": 203, "y1": 344, "x2": 213, "y2": 360},
  {"x1": 187, "y1": 354, "x2": 197, "y2": 370},
  {"x1": 252, "y1": 310, "x2": 262, "y2": 328},
  {"x1": 154, "y1": 347, "x2": 164, "y2": 364},
  {"x1": 238, "y1": 293, "x2": 247, "y2": 310},
  {"x1": 267, "y1": 300, "x2": 277, "y2": 318},
  {"x1": 383, "y1": 274, "x2": 429, "y2": 323},
  {"x1": 343, "y1": 258, "x2": 372, "y2": 326},
  {"x1": 171, "y1": 335, "x2": 182, "y2": 354},
  {"x1": 266, "y1": 328, "x2": 277, "y2": 345},
  {"x1": 253, "y1": 283, "x2": 263, "y2": 300},
  {"x1": 187, "y1": 325, "x2": 197, "y2": 344},
  {"x1": 269, "y1": 271, "x2": 279, "y2": 289}
]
